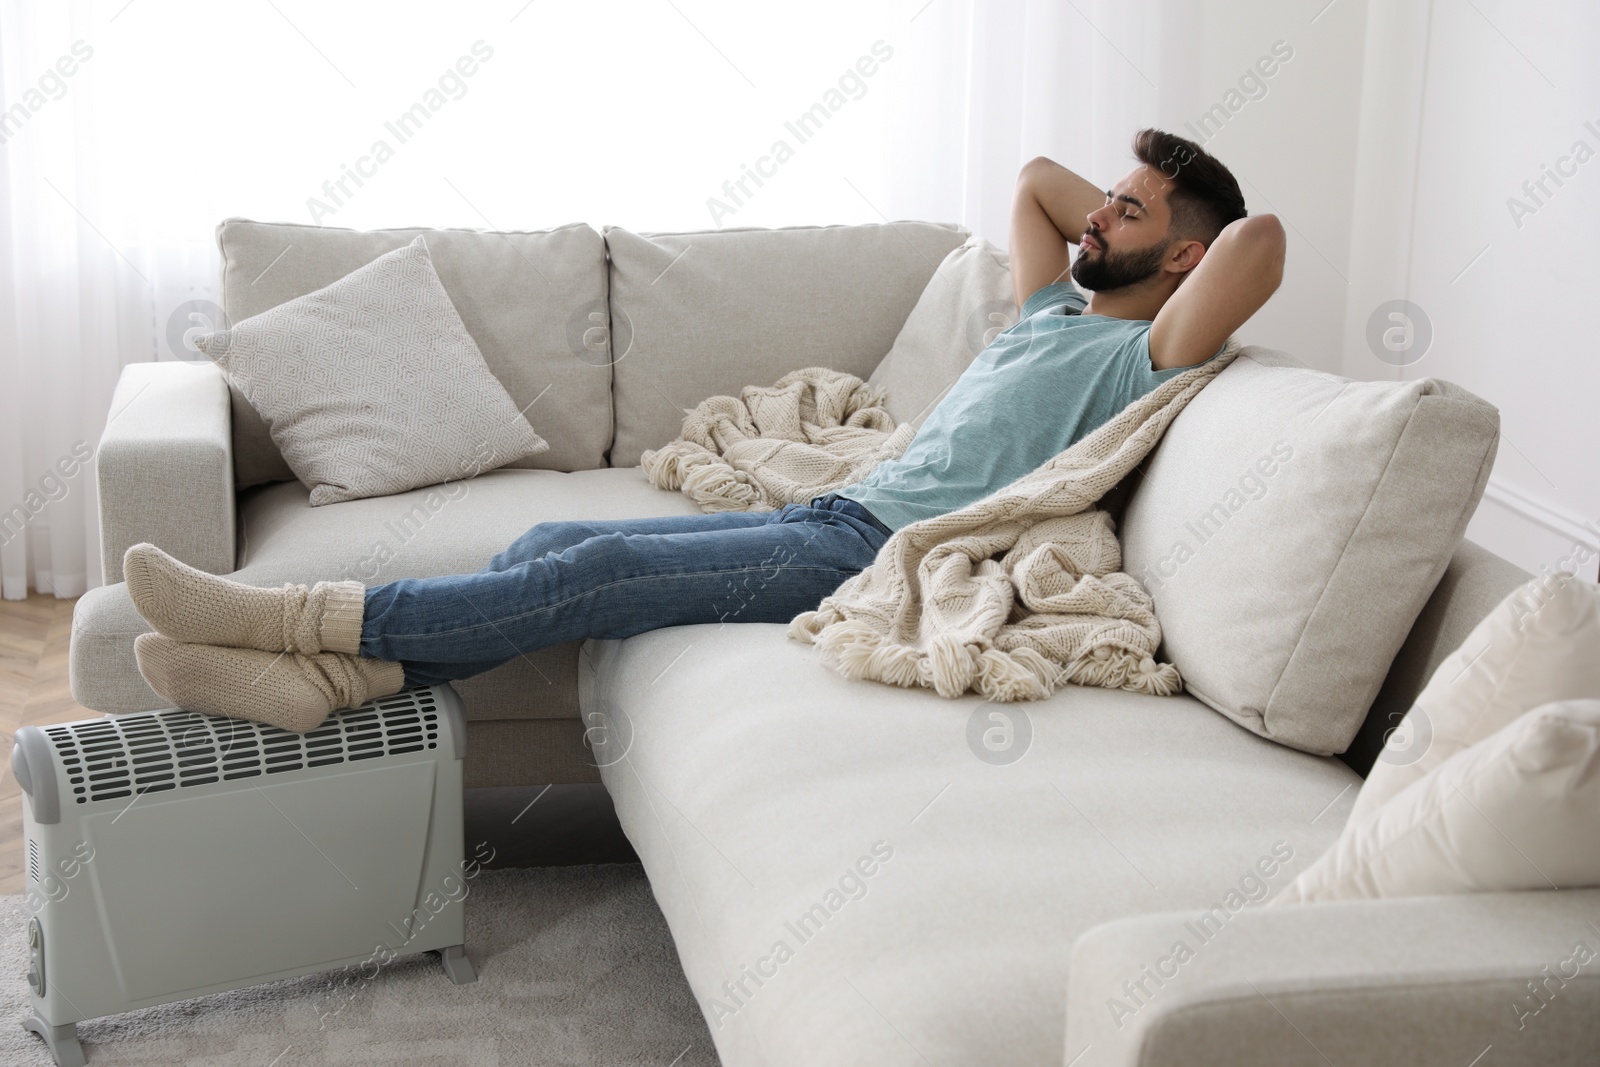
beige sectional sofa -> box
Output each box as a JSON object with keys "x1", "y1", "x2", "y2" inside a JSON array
[{"x1": 69, "y1": 219, "x2": 1598, "y2": 1065}]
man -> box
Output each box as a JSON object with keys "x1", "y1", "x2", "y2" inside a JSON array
[{"x1": 128, "y1": 128, "x2": 1286, "y2": 730}]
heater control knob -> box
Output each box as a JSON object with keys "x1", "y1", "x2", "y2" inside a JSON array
[{"x1": 26, "y1": 918, "x2": 44, "y2": 995}]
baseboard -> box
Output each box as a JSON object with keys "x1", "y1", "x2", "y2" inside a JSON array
[{"x1": 1480, "y1": 475, "x2": 1599, "y2": 550}]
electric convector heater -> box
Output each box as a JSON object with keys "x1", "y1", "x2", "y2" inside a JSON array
[{"x1": 10, "y1": 684, "x2": 477, "y2": 1067}]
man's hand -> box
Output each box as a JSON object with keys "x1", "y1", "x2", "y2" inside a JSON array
[
  {"x1": 1009, "y1": 156, "x2": 1104, "y2": 312},
  {"x1": 1148, "y1": 214, "x2": 1285, "y2": 370}
]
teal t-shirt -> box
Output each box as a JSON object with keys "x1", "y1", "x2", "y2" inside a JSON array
[{"x1": 836, "y1": 281, "x2": 1221, "y2": 532}]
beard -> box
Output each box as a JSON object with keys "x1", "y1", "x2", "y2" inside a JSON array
[{"x1": 1070, "y1": 237, "x2": 1169, "y2": 293}]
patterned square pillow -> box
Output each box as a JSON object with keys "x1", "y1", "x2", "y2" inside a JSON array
[{"x1": 194, "y1": 235, "x2": 547, "y2": 505}]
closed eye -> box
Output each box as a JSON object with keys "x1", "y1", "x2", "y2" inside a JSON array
[{"x1": 1105, "y1": 190, "x2": 1146, "y2": 219}]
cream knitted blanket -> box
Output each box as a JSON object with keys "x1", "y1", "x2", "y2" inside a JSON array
[
  {"x1": 641, "y1": 367, "x2": 917, "y2": 511},
  {"x1": 643, "y1": 347, "x2": 1239, "y2": 701},
  {"x1": 788, "y1": 342, "x2": 1241, "y2": 701}
]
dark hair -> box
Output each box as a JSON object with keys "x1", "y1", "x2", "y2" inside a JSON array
[{"x1": 1131, "y1": 128, "x2": 1247, "y2": 247}]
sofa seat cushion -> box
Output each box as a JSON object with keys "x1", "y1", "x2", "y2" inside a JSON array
[
  {"x1": 234, "y1": 466, "x2": 701, "y2": 583},
  {"x1": 586, "y1": 624, "x2": 1359, "y2": 1067},
  {"x1": 70, "y1": 467, "x2": 704, "y2": 720}
]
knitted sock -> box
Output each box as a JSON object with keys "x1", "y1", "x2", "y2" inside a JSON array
[
  {"x1": 134, "y1": 632, "x2": 406, "y2": 733},
  {"x1": 124, "y1": 543, "x2": 366, "y2": 655}
]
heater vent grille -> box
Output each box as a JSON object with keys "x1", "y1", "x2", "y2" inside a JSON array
[
  {"x1": 27, "y1": 839, "x2": 39, "y2": 884},
  {"x1": 45, "y1": 690, "x2": 442, "y2": 805}
]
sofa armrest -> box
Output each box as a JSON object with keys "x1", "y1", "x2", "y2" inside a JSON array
[
  {"x1": 1066, "y1": 890, "x2": 1600, "y2": 1067},
  {"x1": 97, "y1": 361, "x2": 236, "y2": 583}
]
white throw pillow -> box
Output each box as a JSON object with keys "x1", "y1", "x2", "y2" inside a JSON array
[
  {"x1": 1274, "y1": 699, "x2": 1600, "y2": 902},
  {"x1": 866, "y1": 236, "x2": 1017, "y2": 430},
  {"x1": 1353, "y1": 574, "x2": 1600, "y2": 824},
  {"x1": 195, "y1": 236, "x2": 548, "y2": 506},
  {"x1": 1118, "y1": 349, "x2": 1500, "y2": 755}
]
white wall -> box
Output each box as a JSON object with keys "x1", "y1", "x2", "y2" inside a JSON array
[
  {"x1": 1159, "y1": 0, "x2": 1369, "y2": 374},
  {"x1": 1340, "y1": 0, "x2": 1600, "y2": 579}
]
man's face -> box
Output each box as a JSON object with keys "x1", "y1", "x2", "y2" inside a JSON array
[{"x1": 1070, "y1": 164, "x2": 1176, "y2": 293}]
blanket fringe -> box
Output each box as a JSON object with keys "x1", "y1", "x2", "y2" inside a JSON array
[
  {"x1": 681, "y1": 460, "x2": 771, "y2": 512},
  {"x1": 641, "y1": 441, "x2": 775, "y2": 512},
  {"x1": 1060, "y1": 646, "x2": 1183, "y2": 696},
  {"x1": 640, "y1": 440, "x2": 711, "y2": 492},
  {"x1": 786, "y1": 608, "x2": 828, "y2": 643},
  {"x1": 975, "y1": 646, "x2": 1056, "y2": 702},
  {"x1": 793, "y1": 609, "x2": 1179, "y2": 701}
]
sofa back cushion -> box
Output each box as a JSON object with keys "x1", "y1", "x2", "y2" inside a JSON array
[
  {"x1": 1118, "y1": 347, "x2": 1501, "y2": 756},
  {"x1": 1345, "y1": 539, "x2": 1531, "y2": 776},
  {"x1": 603, "y1": 221, "x2": 968, "y2": 467},
  {"x1": 217, "y1": 218, "x2": 611, "y2": 488}
]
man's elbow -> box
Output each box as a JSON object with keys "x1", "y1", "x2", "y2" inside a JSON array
[
  {"x1": 1018, "y1": 156, "x2": 1059, "y2": 188},
  {"x1": 1235, "y1": 214, "x2": 1286, "y2": 289},
  {"x1": 1249, "y1": 213, "x2": 1285, "y2": 250},
  {"x1": 1228, "y1": 213, "x2": 1284, "y2": 246},
  {"x1": 1256, "y1": 213, "x2": 1286, "y2": 249}
]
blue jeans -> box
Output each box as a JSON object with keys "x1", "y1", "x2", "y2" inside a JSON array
[{"x1": 358, "y1": 493, "x2": 894, "y2": 688}]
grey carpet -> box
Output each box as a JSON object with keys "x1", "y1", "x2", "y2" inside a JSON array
[{"x1": 0, "y1": 864, "x2": 717, "y2": 1066}]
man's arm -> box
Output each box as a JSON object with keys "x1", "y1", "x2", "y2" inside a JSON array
[
  {"x1": 1010, "y1": 156, "x2": 1105, "y2": 312},
  {"x1": 1148, "y1": 214, "x2": 1286, "y2": 370}
]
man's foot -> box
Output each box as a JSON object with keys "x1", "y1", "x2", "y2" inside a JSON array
[
  {"x1": 133, "y1": 633, "x2": 406, "y2": 733},
  {"x1": 124, "y1": 543, "x2": 365, "y2": 654}
]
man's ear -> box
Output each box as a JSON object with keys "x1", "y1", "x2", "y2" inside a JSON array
[{"x1": 1167, "y1": 238, "x2": 1207, "y2": 276}]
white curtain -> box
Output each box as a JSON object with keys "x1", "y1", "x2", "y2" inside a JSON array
[
  {"x1": 2, "y1": 0, "x2": 152, "y2": 600},
  {"x1": 876, "y1": 0, "x2": 1194, "y2": 246},
  {"x1": 0, "y1": 0, "x2": 1212, "y2": 600}
]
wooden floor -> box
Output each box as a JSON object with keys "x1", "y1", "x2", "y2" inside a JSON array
[{"x1": 0, "y1": 592, "x2": 96, "y2": 896}]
